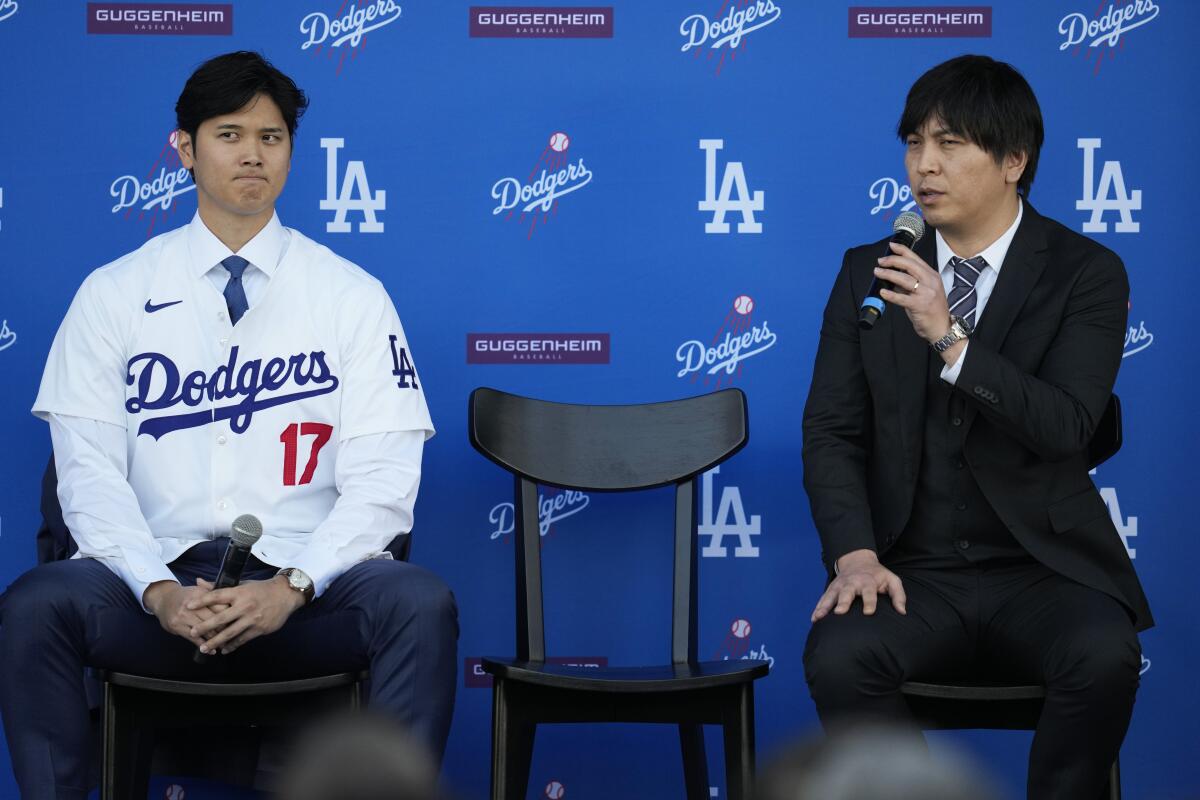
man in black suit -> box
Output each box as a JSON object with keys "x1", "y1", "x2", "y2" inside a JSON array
[{"x1": 801, "y1": 55, "x2": 1151, "y2": 799}]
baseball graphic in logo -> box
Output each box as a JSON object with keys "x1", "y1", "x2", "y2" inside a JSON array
[
  {"x1": 731, "y1": 618, "x2": 752, "y2": 639},
  {"x1": 549, "y1": 131, "x2": 570, "y2": 152},
  {"x1": 545, "y1": 779, "x2": 566, "y2": 798},
  {"x1": 164, "y1": 785, "x2": 186, "y2": 800},
  {"x1": 733, "y1": 294, "x2": 754, "y2": 315}
]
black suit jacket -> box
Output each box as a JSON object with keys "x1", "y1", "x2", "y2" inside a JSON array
[{"x1": 802, "y1": 202, "x2": 1153, "y2": 631}]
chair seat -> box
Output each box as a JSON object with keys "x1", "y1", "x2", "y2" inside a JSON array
[
  {"x1": 99, "y1": 670, "x2": 366, "y2": 697},
  {"x1": 482, "y1": 658, "x2": 768, "y2": 693},
  {"x1": 900, "y1": 681, "x2": 1046, "y2": 702}
]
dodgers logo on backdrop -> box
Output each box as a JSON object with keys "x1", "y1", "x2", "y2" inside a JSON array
[
  {"x1": 1077, "y1": 138, "x2": 1140, "y2": 233},
  {"x1": 300, "y1": 1, "x2": 402, "y2": 73},
  {"x1": 868, "y1": 176, "x2": 917, "y2": 220},
  {"x1": 1058, "y1": 0, "x2": 1158, "y2": 75},
  {"x1": 699, "y1": 465, "x2": 761, "y2": 557},
  {"x1": 469, "y1": 6, "x2": 613, "y2": 38},
  {"x1": 713, "y1": 618, "x2": 774, "y2": 668},
  {"x1": 488, "y1": 489, "x2": 591, "y2": 542},
  {"x1": 0, "y1": 319, "x2": 16, "y2": 353},
  {"x1": 321, "y1": 137, "x2": 385, "y2": 233},
  {"x1": 679, "y1": 1, "x2": 781, "y2": 75},
  {"x1": 86, "y1": 3, "x2": 232, "y2": 35},
  {"x1": 0, "y1": 0, "x2": 17, "y2": 24},
  {"x1": 1091, "y1": 467, "x2": 1138, "y2": 558},
  {"x1": 111, "y1": 131, "x2": 196, "y2": 238},
  {"x1": 1139, "y1": 654, "x2": 1151, "y2": 675},
  {"x1": 1124, "y1": 300, "x2": 1153, "y2": 358},
  {"x1": 124, "y1": 347, "x2": 340, "y2": 439},
  {"x1": 676, "y1": 295, "x2": 776, "y2": 387},
  {"x1": 492, "y1": 132, "x2": 593, "y2": 239},
  {"x1": 848, "y1": 6, "x2": 991, "y2": 38},
  {"x1": 699, "y1": 139, "x2": 763, "y2": 233}
]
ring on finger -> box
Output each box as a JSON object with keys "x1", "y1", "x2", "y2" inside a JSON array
[{"x1": 912, "y1": 280, "x2": 920, "y2": 291}]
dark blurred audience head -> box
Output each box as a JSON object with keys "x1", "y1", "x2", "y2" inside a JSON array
[
  {"x1": 755, "y1": 722, "x2": 1000, "y2": 800},
  {"x1": 276, "y1": 711, "x2": 443, "y2": 800}
]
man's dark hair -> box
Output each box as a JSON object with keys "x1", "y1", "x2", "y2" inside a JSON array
[
  {"x1": 897, "y1": 54, "x2": 1044, "y2": 197},
  {"x1": 175, "y1": 51, "x2": 308, "y2": 150}
]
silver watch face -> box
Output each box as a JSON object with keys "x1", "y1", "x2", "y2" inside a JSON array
[{"x1": 285, "y1": 569, "x2": 312, "y2": 591}]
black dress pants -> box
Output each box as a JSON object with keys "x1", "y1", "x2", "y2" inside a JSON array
[{"x1": 803, "y1": 560, "x2": 1140, "y2": 800}]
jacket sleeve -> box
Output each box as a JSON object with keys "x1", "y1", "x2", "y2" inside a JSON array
[
  {"x1": 802, "y1": 249, "x2": 877, "y2": 570},
  {"x1": 955, "y1": 250, "x2": 1128, "y2": 461}
]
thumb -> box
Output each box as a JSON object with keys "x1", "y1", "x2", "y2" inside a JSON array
[{"x1": 196, "y1": 578, "x2": 214, "y2": 589}]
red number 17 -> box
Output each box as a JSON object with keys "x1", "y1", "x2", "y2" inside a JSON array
[{"x1": 280, "y1": 422, "x2": 334, "y2": 486}]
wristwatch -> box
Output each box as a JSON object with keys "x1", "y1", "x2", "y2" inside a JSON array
[
  {"x1": 931, "y1": 314, "x2": 973, "y2": 353},
  {"x1": 277, "y1": 567, "x2": 314, "y2": 604}
]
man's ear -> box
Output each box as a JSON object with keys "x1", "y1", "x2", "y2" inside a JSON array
[
  {"x1": 1004, "y1": 150, "x2": 1028, "y2": 186},
  {"x1": 175, "y1": 129, "x2": 194, "y2": 169}
]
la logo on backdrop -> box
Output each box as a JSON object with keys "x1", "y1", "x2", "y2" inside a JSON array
[
  {"x1": 110, "y1": 131, "x2": 196, "y2": 239},
  {"x1": 1057, "y1": 0, "x2": 1159, "y2": 75},
  {"x1": 678, "y1": 0, "x2": 782, "y2": 76},
  {"x1": 699, "y1": 139, "x2": 764, "y2": 234},
  {"x1": 299, "y1": 1, "x2": 403, "y2": 74},
  {"x1": 491, "y1": 132, "x2": 593, "y2": 239},
  {"x1": 1090, "y1": 466, "x2": 1139, "y2": 559},
  {"x1": 320, "y1": 138, "x2": 386, "y2": 233},
  {"x1": 1077, "y1": 138, "x2": 1141, "y2": 233}
]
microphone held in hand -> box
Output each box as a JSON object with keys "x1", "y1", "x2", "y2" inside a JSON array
[
  {"x1": 858, "y1": 211, "x2": 926, "y2": 330},
  {"x1": 195, "y1": 514, "x2": 264, "y2": 663}
]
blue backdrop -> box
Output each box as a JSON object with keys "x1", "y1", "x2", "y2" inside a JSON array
[{"x1": 0, "y1": 1, "x2": 1195, "y2": 798}]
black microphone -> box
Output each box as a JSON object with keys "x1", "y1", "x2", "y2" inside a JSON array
[
  {"x1": 858, "y1": 210, "x2": 926, "y2": 330},
  {"x1": 194, "y1": 514, "x2": 264, "y2": 663}
]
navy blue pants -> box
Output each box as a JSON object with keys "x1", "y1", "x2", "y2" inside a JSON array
[{"x1": 0, "y1": 539, "x2": 458, "y2": 800}]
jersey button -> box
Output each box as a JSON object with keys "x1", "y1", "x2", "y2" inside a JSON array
[
  {"x1": 218, "y1": 311, "x2": 227, "y2": 321},
  {"x1": 217, "y1": 435, "x2": 227, "y2": 445},
  {"x1": 219, "y1": 338, "x2": 229, "y2": 347}
]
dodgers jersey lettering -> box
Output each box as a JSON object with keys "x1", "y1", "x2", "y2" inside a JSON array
[{"x1": 33, "y1": 214, "x2": 433, "y2": 577}]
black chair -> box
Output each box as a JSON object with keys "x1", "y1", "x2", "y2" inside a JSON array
[
  {"x1": 468, "y1": 387, "x2": 769, "y2": 800},
  {"x1": 36, "y1": 455, "x2": 410, "y2": 798},
  {"x1": 899, "y1": 393, "x2": 1124, "y2": 800}
]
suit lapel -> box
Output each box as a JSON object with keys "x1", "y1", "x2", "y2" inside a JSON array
[
  {"x1": 890, "y1": 227, "x2": 936, "y2": 477},
  {"x1": 972, "y1": 202, "x2": 1049, "y2": 352}
]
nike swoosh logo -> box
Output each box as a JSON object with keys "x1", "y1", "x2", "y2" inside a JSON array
[{"x1": 145, "y1": 299, "x2": 183, "y2": 313}]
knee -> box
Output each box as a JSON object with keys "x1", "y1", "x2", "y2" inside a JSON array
[
  {"x1": 363, "y1": 563, "x2": 459, "y2": 638},
  {"x1": 1047, "y1": 625, "x2": 1140, "y2": 697},
  {"x1": 804, "y1": 617, "x2": 897, "y2": 698},
  {"x1": 0, "y1": 564, "x2": 81, "y2": 637}
]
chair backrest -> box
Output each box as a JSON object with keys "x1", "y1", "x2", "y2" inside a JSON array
[
  {"x1": 467, "y1": 387, "x2": 749, "y2": 665},
  {"x1": 1087, "y1": 394, "x2": 1122, "y2": 471}
]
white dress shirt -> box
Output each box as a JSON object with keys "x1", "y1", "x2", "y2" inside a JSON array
[
  {"x1": 34, "y1": 212, "x2": 433, "y2": 609},
  {"x1": 938, "y1": 199, "x2": 1024, "y2": 384}
]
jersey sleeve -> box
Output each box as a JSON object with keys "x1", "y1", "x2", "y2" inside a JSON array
[
  {"x1": 32, "y1": 271, "x2": 130, "y2": 427},
  {"x1": 337, "y1": 281, "x2": 434, "y2": 442}
]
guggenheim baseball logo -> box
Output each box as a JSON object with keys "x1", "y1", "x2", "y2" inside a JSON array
[
  {"x1": 469, "y1": 6, "x2": 613, "y2": 38},
  {"x1": 300, "y1": 1, "x2": 402, "y2": 74},
  {"x1": 468, "y1": 333, "x2": 609, "y2": 364},
  {"x1": 679, "y1": 0, "x2": 781, "y2": 76},
  {"x1": 1058, "y1": 1, "x2": 1158, "y2": 75},
  {"x1": 111, "y1": 131, "x2": 196, "y2": 238},
  {"x1": 676, "y1": 295, "x2": 776, "y2": 387},
  {"x1": 87, "y1": 2, "x2": 232, "y2": 35},
  {"x1": 848, "y1": 6, "x2": 991, "y2": 37},
  {"x1": 492, "y1": 132, "x2": 593, "y2": 239}
]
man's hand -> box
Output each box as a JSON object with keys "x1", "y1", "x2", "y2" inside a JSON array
[
  {"x1": 188, "y1": 576, "x2": 306, "y2": 655},
  {"x1": 875, "y1": 241, "x2": 957, "y2": 348},
  {"x1": 143, "y1": 579, "x2": 227, "y2": 648},
  {"x1": 810, "y1": 549, "x2": 907, "y2": 623}
]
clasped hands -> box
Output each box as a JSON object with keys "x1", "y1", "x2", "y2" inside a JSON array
[{"x1": 143, "y1": 575, "x2": 305, "y2": 655}]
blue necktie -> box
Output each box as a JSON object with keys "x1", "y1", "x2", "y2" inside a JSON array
[
  {"x1": 221, "y1": 256, "x2": 250, "y2": 325},
  {"x1": 946, "y1": 255, "x2": 986, "y2": 328}
]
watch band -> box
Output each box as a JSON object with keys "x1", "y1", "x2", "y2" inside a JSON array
[
  {"x1": 931, "y1": 315, "x2": 972, "y2": 353},
  {"x1": 277, "y1": 567, "x2": 315, "y2": 603}
]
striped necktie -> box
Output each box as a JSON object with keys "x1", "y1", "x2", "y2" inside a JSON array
[
  {"x1": 946, "y1": 255, "x2": 987, "y2": 327},
  {"x1": 221, "y1": 255, "x2": 250, "y2": 325}
]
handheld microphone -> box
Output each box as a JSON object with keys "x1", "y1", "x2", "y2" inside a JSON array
[
  {"x1": 858, "y1": 211, "x2": 926, "y2": 330},
  {"x1": 195, "y1": 514, "x2": 263, "y2": 663}
]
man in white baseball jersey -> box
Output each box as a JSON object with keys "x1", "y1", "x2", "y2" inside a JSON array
[{"x1": 0, "y1": 52, "x2": 457, "y2": 799}]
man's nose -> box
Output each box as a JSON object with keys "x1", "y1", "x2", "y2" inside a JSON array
[
  {"x1": 240, "y1": 142, "x2": 264, "y2": 166},
  {"x1": 916, "y1": 144, "x2": 940, "y2": 174}
]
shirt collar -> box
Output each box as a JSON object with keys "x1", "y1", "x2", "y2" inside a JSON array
[
  {"x1": 186, "y1": 211, "x2": 288, "y2": 279},
  {"x1": 935, "y1": 197, "x2": 1023, "y2": 274}
]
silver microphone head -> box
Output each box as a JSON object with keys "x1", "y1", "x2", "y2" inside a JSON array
[
  {"x1": 893, "y1": 210, "x2": 925, "y2": 245},
  {"x1": 230, "y1": 514, "x2": 264, "y2": 548}
]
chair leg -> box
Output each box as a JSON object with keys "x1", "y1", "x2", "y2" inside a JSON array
[
  {"x1": 102, "y1": 684, "x2": 153, "y2": 800},
  {"x1": 490, "y1": 679, "x2": 535, "y2": 800},
  {"x1": 721, "y1": 684, "x2": 755, "y2": 800},
  {"x1": 1107, "y1": 756, "x2": 1121, "y2": 800},
  {"x1": 679, "y1": 723, "x2": 710, "y2": 800}
]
